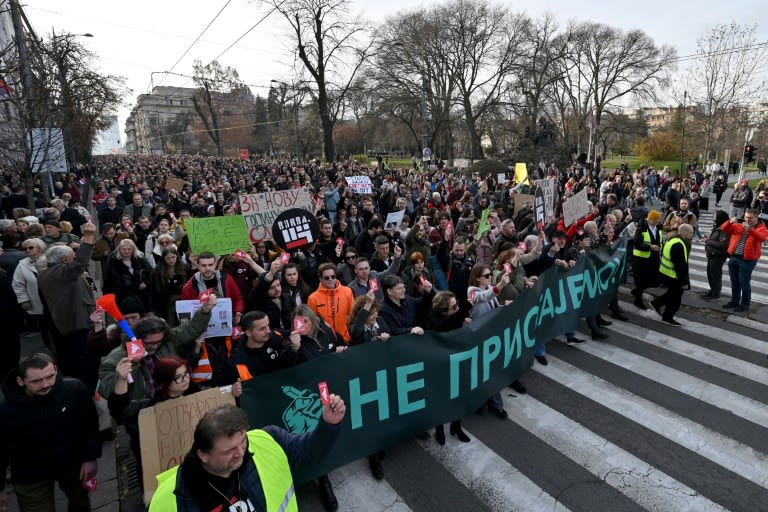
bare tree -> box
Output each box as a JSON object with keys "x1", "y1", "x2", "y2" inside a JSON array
[
  {"x1": 679, "y1": 23, "x2": 768, "y2": 163},
  {"x1": 191, "y1": 60, "x2": 245, "y2": 157},
  {"x1": 566, "y1": 22, "x2": 676, "y2": 159},
  {"x1": 437, "y1": 0, "x2": 525, "y2": 159},
  {"x1": 261, "y1": 0, "x2": 375, "y2": 162}
]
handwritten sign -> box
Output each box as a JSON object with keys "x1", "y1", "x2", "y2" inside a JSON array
[
  {"x1": 240, "y1": 188, "x2": 313, "y2": 242},
  {"x1": 184, "y1": 216, "x2": 251, "y2": 256},
  {"x1": 165, "y1": 176, "x2": 184, "y2": 192},
  {"x1": 535, "y1": 179, "x2": 558, "y2": 218},
  {"x1": 139, "y1": 387, "x2": 236, "y2": 503},
  {"x1": 176, "y1": 298, "x2": 233, "y2": 338},
  {"x1": 563, "y1": 188, "x2": 592, "y2": 227},
  {"x1": 345, "y1": 176, "x2": 373, "y2": 194},
  {"x1": 513, "y1": 193, "x2": 535, "y2": 217}
]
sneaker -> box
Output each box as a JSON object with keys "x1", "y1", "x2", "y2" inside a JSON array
[
  {"x1": 566, "y1": 336, "x2": 586, "y2": 345},
  {"x1": 662, "y1": 318, "x2": 682, "y2": 326},
  {"x1": 591, "y1": 330, "x2": 609, "y2": 340},
  {"x1": 700, "y1": 292, "x2": 712, "y2": 299},
  {"x1": 535, "y1": 354, "x2": 549, "y2": 366},
  {"x1": 722, "y1": 302, "x2": 739, "y2": 309},
  {"x1": 704, "y1": 295, "x2": 720, "y2": 301},
  {"x1": 735, "y1": 304, "x2": 750, "y2": 312}
]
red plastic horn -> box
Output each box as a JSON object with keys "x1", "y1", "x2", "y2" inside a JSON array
[{"x1": 96, "y1": 293, "x2": 123, "y2": 321}]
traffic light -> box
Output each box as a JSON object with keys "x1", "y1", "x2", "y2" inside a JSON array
[{"x1": 745, "y1": 145, "x2": 756, "y2": 163}]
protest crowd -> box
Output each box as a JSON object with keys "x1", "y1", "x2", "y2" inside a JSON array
[{"x1": 1, "y1": 152, "x2": 767, "y2": 512}]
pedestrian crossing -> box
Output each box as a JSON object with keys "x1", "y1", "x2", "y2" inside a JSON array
[{"x1": 294, "y1": 305, "x2": 768, "y2": 512}]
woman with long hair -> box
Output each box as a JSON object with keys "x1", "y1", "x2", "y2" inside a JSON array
[
  {"x1": 286, "y1": 305, "x2": 346, "y2": 510},
  {"x1": 103, "y1": 238, "x2": 152, "y2": 308},
  {"x1": 149, "y1": 247, "x2": 186, "y2": 325},
  {"x1": 429, "y1": 291, "x2": 472, "y2": 445}
]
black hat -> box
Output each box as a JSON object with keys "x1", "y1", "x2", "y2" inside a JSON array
[
  {"x1": 44, "y1": 219, "x2": 61, "y2": 229},
  {"x1": 119, "y1": 295, "x2": 146, "y2": 316}
]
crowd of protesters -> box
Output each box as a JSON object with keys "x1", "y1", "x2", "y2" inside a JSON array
[{"x1": 1, "y1": 152, "x2": 767, "y2": 512}]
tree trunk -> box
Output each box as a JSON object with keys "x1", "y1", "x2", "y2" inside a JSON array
[{"x1": 318, "y1": 88, "x2": 335, "y2": 162}]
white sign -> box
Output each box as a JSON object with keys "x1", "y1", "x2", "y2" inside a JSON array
[
  {"x1": 176, "y1": 298, "x2": 233, "y2": 338},
  {"x1": 423, "y1": 147, "x2": 432, "y2": 161},
  {"x1": 535, "y1": 179, "x2": 558, "y2": 218},
  {"x1": 562, "y1": 189, "x2": 591, "y2": 227},
  {"x1": 497, "y1": 173, "x2": 507, "y2": 184},
  {"x1": 239, "y1": 188, "x2": 313, "y2": 242},
  {"x1": 345, "y1": 176, "x2": 373, "y2": 194},
  {"x1": 454, "y1": 158, "x2": 469, "y2": 169},
  {"x1": 29, "y1": 128, "x2": 68, "y2": 173},
  {"x1": 384, "y1": 209, "x2": 405, "y2": 230}
]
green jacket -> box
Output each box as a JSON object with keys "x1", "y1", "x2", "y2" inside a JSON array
[{"x1": 98, "y1": 310, "x2": 212, "y2": 427}]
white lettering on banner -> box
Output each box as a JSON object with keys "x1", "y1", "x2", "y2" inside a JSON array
[
  {"x1": 563, "y1": 189, "x2": 592, "y2": 227},
  {"x1": 345, "y1": 176, "x2": 373, "y2": 194},
  {"x1": 239, "y1": 188, "x2": 312, "y2": 241},
  {"x1": 280, "y1": 215, "x2": 314, "y2": 249}
]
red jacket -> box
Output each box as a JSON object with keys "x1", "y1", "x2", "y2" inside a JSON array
[
  {"x1": 180, "y1": 271, "x2": 245, "y2": 314},
  {"x1": 721, "y1": 220, "x2": 768, "y2": 261}
]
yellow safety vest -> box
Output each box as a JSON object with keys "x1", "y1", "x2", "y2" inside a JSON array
[
  {"x1": 659, "y1": 237, "x2": 687, "y2": 279},
  {"x1": 148, "y1": 429, "x2": 298, "y2": 512},
  {"x1": 632, "y1": 228, "x2": 662, "y2": 258}
]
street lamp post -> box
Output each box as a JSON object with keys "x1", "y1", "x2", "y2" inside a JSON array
[{"x1": 679, "y1": 90, "x2": 686, "y2": 179}]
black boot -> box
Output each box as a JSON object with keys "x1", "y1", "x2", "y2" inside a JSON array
[
  {"x1": 317, "y1": 474, "x2": 338, "y2": 512},
  {"x1": 435, "y1": 425, "x2": 446, "y2": 445},
  {"x1": 450, "y1": 420, "x2": 471, "y2": 442}
]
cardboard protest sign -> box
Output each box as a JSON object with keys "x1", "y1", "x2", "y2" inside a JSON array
[
  {"x1": 139, "y1": 387, "x2": 236, "y2": 503},
  {"x1": 563, "y1": 188, "x2": 592, "y2": 227},
  {"x1": 345, "y1": 176, "x2": 373, "y2": 194},
  {"x1": 384, "y1": 209, "x2": 405, "y2": 231},
  {"x1": 240, "y1": 188, "x2": 313, "y2": 242},
  {"x1": 535, "y1": 179, "x2": 558, "y2": 218},
  {"x1": 513, "y1": 194, "x2": 535, "y2": 217},
  {"x1": 165, "y1": 176, "x2": 184, "y2": 192},
  {"x1": 176, "y1": 298, "x2": 233, "y2": 338},
  {"x1": 184, "y1": 216, "x2": 251, "y2": 256}
]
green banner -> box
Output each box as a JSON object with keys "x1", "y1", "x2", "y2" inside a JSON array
[
  {"x1": 241, "y1": 237, "x2": 627, "y2": 483},
  {"x1": 184, "y1": 216, "x2": 251, "y2": 256},
  {"x1": 475, "y1": 205, "x2": 492, "y2": 239}
]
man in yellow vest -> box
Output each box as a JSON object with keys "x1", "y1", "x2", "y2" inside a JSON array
[
  {"x1": 630, "y1": 210, "x2": 663, "y2": 310},
  {"x1": 149, "y1": 399, "x2": 346, "y2": 512},
  {"x1": 651, "y1": 223, "x2": 693, "y2": 326}
]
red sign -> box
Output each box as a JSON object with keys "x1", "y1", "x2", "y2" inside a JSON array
[{"x1": 239, "y1": 148, "x2": 249, "y2": 161}]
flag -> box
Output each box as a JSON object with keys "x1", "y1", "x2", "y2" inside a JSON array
[{"x1": 514, "y1": 163, "x2": 530, "y2": 186}]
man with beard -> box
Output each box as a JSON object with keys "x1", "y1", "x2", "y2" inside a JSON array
[
  {"x1": 662, "y1": 197, "x2": 697, "y2": 238},
  {"x1": 0, "y1": 353, "x2": 100, "y2": 512}
]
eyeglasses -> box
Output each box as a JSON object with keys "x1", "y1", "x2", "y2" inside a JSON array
[
  {"x1": 322, "y1": 275, "x2": 337, "y2": 281},
  {"x1": 159, "y1": 240, "x2": 173, "y2": 245},
  {"x1": 345, "y1": 255, "x2": 356, "y2": 260},
  {"x1": 23, "y1": 246, "x2": 36, "y2": 251},
  {"x1": 173, "y1": 371, "x2": 190, "y2": 384},
  {"x1": 481, "y1": 273, "x2": 492, "y2": 279}
]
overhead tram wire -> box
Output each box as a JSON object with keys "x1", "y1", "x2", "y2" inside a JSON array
[
  {"x1": 153, "y1": 0, "x2": 233, "y2": 89},
  {"x1": 173, "y1": 0, "x2": 287, "y2": 90}
]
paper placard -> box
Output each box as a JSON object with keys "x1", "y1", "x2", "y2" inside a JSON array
[
  {"x1": 240, "y1": 188, "x2": 313, "y2": 242},
  {"x1": 535, "y1": 179, "x2": 558, "y2": 218},
  {"x1": 139, "y1": 387, "x2": 236, "y2": 503},
  {"x1": 345, "y1": 176, "x2": 373, "y2": 194},
  {"x1": 165, "y1": 176, "x2": 184, "y2": 192},
  {"x1": 384, "y1": 209, "x2": 405, "y2": 230},
  {"x1": 176, "y1": 298, "x2": 233, "y2": 338}
]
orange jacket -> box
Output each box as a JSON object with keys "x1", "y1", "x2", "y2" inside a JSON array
[
  {"x1": 721, "y1": 220, "x2": 768, "y2": 261},
  {"x1": 307, "y1": 284, "x2": 354, "y2": 342}
]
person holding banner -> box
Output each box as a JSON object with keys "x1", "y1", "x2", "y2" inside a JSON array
[{"x1": 148, "y1": 400, "x2": 345, "y2": 512}]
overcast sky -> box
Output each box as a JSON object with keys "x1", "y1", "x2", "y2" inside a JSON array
[{"x1": 25, "y1": 0, "x2": 768, "y2": 141}]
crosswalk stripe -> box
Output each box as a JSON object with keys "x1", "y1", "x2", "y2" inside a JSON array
[
  {"x1": 616, "y1": 300, "x2": 767, "y2": 353},
  {"x1": 500, "y1": 392, "x2": 729, "y2": 512},
  {"x1": 535, "y1": 356, "x2": 768, "y2": 488},
  {"x1": 416, "y1": 433, "x2": 571, "y2": 512},
  {"x1": 573, "y1": 337, "x2": 768, "y2": 427},
  {"x1": 329, "y1": 459, "x2": 412, "y2": 512},
  {"x1": 590, "y1": 319, "x2": 768, "y2": 386}
]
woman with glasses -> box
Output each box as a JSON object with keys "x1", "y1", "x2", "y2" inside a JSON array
[
  {"x1": 467, "y1": 263, "x2": 513, "y2": 418},
  {"x1": 335, "y1": 247, "x2": 358, "y2": 285},
  {"x1": 144, "y1": 217, "x2": 184, "y2": 268},
  {"x1": 12, "y1": 238, "x2": 50, "y2": 347},
  {"x1": 429, "y1": 291, "x2": 472, "y2": 445}
]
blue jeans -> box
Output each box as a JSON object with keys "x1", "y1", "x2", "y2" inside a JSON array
[{"x1": 728, "y1": 256, "x2": 757, "y2": 306}]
